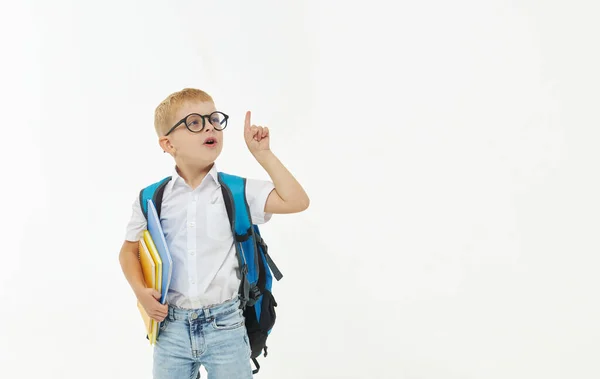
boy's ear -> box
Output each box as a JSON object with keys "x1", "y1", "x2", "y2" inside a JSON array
[{"x1": 158, "y1": 136, "x2": 173, "y2": 154}]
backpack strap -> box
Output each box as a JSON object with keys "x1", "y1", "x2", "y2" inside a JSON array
[
  {"x1": 254, "y1": 227, "x2": 283, "y2": 281},
  {"x1": 218, "y1": 173, "x2": 284, "y2": 307},
  {"x1": 218, "y1": 172, "x2": 260, "y2": 309},
  {"x1": 139, "y1": 176, "x2": 172, "y2": 221}
]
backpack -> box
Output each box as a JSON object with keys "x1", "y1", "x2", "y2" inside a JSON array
[{"x1": 139, "y1": 172, "x2": 283, "y2": 375}]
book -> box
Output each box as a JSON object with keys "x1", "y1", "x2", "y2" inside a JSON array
[
  {"x1": 137, "y1": 237, "x2": 157, "y2": 344},
  {"x1": 146, "y1": 200, "x2": 173, "y2": 305},
  {"x1": 135, "y1": 199, "x2": 173, "y2": 344},
  {"x1": 142, "y1": 230, "x2": 162, "y2": 345}
]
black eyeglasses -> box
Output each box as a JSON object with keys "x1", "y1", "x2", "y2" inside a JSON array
[{"x1": 165, "y1": 111, "x2": 229, "y2": 136}]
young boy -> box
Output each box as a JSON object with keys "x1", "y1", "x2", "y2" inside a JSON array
[{"x1": 118, "y1": 88, "x2": 309, "y2": 379}]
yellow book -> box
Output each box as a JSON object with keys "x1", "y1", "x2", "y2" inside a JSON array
[
  {"x1": 137, "y1": 238, "x2": 156, "y2": 342},
  {"x1": 143, "y1": 230, "x2": 162, "y2": 345}
]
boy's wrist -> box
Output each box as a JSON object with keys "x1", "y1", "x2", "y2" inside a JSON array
[
  {"x1": 133, "y1": 283, "x2": 146, "y2": 297},
  {"x1": 253, "y1": 149, "x2": 275, "y2": 164}
]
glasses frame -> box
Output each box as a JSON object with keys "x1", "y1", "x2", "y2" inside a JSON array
[{"x1": 164, "y1": 111, "x2": 229, "y2": 136}]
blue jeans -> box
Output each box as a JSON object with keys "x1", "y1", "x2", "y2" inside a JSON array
[{"x1": 153, "y1": 296, "x2": 253, "y2": 379}]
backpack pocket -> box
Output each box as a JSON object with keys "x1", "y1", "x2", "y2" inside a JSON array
[
  {"x1": 258, "y1": 290, "x2": 277, "y2": 332},
  {"x1": 245, "y1": 290, "x2": 278, "y2": 359}
]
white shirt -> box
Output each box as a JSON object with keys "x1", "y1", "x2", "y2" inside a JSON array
[{"x1": 125, "y1": 164, "x2": 275, "y2": 309}]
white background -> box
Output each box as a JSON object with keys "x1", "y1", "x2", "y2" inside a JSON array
[{"x1": 1, "y1": 1, "x2": 599, "y2": 378}]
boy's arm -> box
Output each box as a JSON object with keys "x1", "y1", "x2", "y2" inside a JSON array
[
  {"x1": 119, "y1": 197, "x2": 168, "y2": 321},
  {"x1": 244, "y1": 111, "x2": 310, "y2": 214},
  {"x1": 254, "y1": 150, "x2": 310, "y2": 214},
  {"x1": 118, "y1": 240, "x2": 146, "y2": 296},
  {"x1": 119, "y1": 240, "x2": 169, "y2": 321}
]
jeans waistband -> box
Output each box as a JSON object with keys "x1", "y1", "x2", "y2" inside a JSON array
[{"x1": 167, "y1": 296, "x2": 241, "y2": 322}]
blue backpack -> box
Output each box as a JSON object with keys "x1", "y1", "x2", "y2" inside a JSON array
[{"x1": 139, "y1": 172, "x2": 283, "y2": 374}]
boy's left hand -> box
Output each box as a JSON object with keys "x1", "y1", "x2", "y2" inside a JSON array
[{"x1": 244, "y1": 111, "x2": 270, "y2": 156}]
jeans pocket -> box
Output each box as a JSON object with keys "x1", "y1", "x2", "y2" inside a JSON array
[{"x1": 212, "y1": 309, "x2": 244, "y2": 330}]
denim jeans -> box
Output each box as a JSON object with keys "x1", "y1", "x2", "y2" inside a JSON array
[{"x1": 153, "y1": 296, "x2": 253, "y2": 379}]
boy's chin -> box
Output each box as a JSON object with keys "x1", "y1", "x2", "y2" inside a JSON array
[{"x1": 192, "y1": 150, "x2": 221, "y2": 164}]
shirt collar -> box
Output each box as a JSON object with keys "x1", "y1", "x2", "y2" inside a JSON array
[{"x1": 171, "y1": 163, "x2": 220, "y2": 187}]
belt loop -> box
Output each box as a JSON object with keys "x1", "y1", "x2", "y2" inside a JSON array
[
  {"x1": 168, "y1": 305, "x2": 174, "y2": 321},
  {"x1": 203, "y1": 307, "x2": 210, "y2": 319}
]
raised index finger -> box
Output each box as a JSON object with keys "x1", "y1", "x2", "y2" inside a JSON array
[{"x1": 245, "y1": 111, "x2": 251, "y2": 131}]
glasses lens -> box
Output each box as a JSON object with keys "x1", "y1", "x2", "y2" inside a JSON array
[
  {"x1": 210, "y1": 112, "x2": 227, "y2": 130},
  {"x1": 186, "y1": 114, "x2": 204, "y2": 132}
]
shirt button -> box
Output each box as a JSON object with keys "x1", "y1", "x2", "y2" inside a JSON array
[
  {"x1": 189, "y1": 250, "x2": 196, "y2": 256},
  {"x1": 188, "y1": 222, "x2": 195, "y2": 227}
]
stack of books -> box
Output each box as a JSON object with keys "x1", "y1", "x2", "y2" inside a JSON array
[{"x1": 137, "y1": 200, "x2": 173, "y2": 345}]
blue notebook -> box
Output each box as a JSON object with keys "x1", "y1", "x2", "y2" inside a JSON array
[{"x1": 146, "y1": 200, "x2": 173, "y2": 305}]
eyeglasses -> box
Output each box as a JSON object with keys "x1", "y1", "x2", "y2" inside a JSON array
[{"x1": 165, "y1": 111, "x2": 229, "y2": 136}]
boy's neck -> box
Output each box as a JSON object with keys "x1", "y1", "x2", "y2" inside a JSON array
[{"x1": 175, "y1": 162, "x2": 214, "y2": 190}]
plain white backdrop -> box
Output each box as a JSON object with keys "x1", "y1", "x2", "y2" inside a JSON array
[{"x1": 1, "y1": 0, "x2": 599, "y2": 378}]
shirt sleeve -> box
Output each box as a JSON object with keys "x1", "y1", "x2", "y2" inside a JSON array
[
  {"x1": 245, "y1": 178, "x2": 275, "y2": 225},
  {"x1": 124, "y1": 195, "x2": 147, "y2": 242}
]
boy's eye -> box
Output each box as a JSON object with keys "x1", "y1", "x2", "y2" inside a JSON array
[
  {"x1": 211, "y1": 114, "x2": 225, "y2": 124},
  {"x1": 185, "y1": 114, "x2": 204, "y2": 130}
]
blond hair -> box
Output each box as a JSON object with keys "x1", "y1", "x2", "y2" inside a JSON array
[{"x1": 154, "y1": 88, "x2": 214, "y2": 136}]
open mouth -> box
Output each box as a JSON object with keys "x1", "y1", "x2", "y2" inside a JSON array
[{"x1": 204, "y1": 137, "x2": 217, "y2": 146}]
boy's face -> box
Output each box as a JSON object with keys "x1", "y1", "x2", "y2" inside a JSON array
[{"x1": 160, "y1": 100, "x2": 224, "y2": 166}]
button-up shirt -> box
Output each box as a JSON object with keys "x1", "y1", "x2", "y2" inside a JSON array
[{"x1": 125, "y1": 164, "x2": 274, "y2": 309}]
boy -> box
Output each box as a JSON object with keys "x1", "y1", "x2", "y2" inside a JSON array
[{"x1": 118, "y1": 88, "x2": 309, "y2": 378}]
